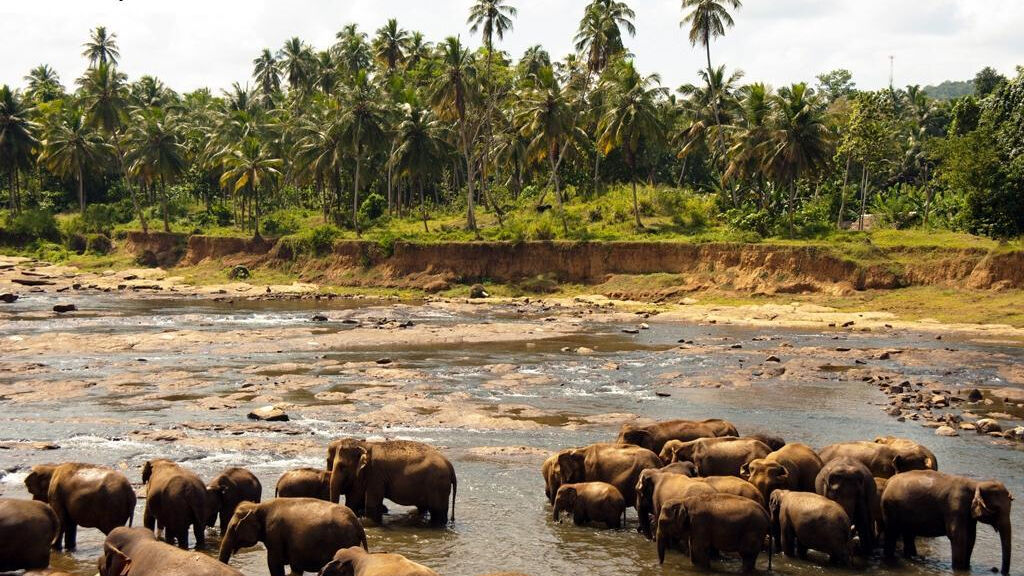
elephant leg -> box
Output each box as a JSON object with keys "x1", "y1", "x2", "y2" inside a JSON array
[
  {"x1": 949, "y1": 521, "x2": 976, "y2": 571},
  {"x1": 220, "y1": 510, "x2": 230, "y2": 533},
  {"x1": 782, "y1": 525, "x2": 796, "y2": 557},
  {"x1": 797, "y1": 542, "x2": 809, "y2": 560},
  {"x1": 572, "y1": 510, "x2": 586, "y2": 526},
  {"x1": 143, "y1": 504, "x2": 156, "y2": 532},
  {"x1": 902, "y1": 530, "x2": 918, "y2": 559},
  {"x1": 177, "y1": 527, "x2": 190, "y2": 550},
  {"x1": 884, "y1": 522, "x2": 899, "y2": 559},
  {"x1": 855, "y1": 512, "x2": 874, "y2": 555},
  {"x1": 63, "y1": 521, "x2": 77, "y2": 551},
  {"x1": 741, "y1": 551, "x2": 758, "y2": 574},
  {"x1": 194, "y1": 521, "x2": 205, "y2": 548},
  {"x1": 691, "y1": 543, "x2": 712, "y2": 570},
  {"x1": 266, "y1": 549, "x2": 287, "y2": 576}
]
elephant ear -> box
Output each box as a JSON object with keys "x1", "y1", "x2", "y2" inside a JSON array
[
  {"x1": 972, "y1": 486, "x2": 994, "y2": 519},
  {"x1": 104, "y1": 543, "x2": 132, "y2": 576},
  {"x1": 141, "y1": 461, "x2": 153, "y2": 484},
  {"x1": 321, "y1": 559, "x2": 355, "y2": 576},
  {"x1": 356, "y1": 447, "x2": 371, "y2": 477},
  {"x1": 768, "y1": 491, "x2": 784, "y2": 518},
  {"x1": 739, "y1": 462, "x2": 752, "y2": 479}
]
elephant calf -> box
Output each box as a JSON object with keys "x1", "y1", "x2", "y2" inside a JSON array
[
  {"x1": 553, "y1": 482, "x2": 626, "y2": 529},
  {"x1": 636, "y1": 468, "x2": 715, "y2": 538},
  {"x1": 142, "y1": 459, "x2": 208, "y2": 550},
  {"x1": 320, "y1": 546, "x2": 440, "y2": 576},
  {"x1": 656, "y1": 493, "x2": 771, "y2": 573},
  {"x1": 815, "y1": 456, "x2": 876, "y2": 554},
  {"x1": 0, "y1": 498, "x2": 59, "y2": 572},
  {"x1": 220, "y1": 498, "x2": 367, "y2": 576},
  {"x1": 769, "y1": 489, "x2": 852, "y2": 565},
  {"x1": 277, "y1": 467, "x2": 332, "y2": 500},
  {"x1": 25, "y1": 462, "x2": 136, "y2": 550},
  {"x1": 206, "y1": 467, "x2": 262, "y2": 532},
  {"x1": 100, "y1": 527, "x2": 243, "y2": 576},
  {"x1": 883, "y1": 470, "x2": 1012, "y2": 575}
]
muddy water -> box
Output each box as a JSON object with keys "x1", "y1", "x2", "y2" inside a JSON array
[{"x1": 1, "y1": 292, "x2": 1023, "y2": 576}]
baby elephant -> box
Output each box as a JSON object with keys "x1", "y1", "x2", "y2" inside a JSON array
[
  {"x1": 319, "y1": 546, "x2": 440, "y2": 576},
  {"x1": 206, "y1": 467, "x2": 262, "y2": 532},
  {"x1": 142, "y1": 459, "x2": 208, "y2": 550},
  {"x1": 0, "y1": 498, "x2": 59, "y2": 572},
  {"x1": 769, "y1": 489, "x2": 852, "y2": 565},
  {"x1": 553, "y1": 482, "x2": 626, "y2": 529},
  {"x1": 277, "y1": 468, "x2": 332, "y2": 500},
  {"x1": 657, "y1": 493, "x2": 771, "y2": 573}
]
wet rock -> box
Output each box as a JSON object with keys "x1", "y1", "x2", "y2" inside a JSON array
[
  {"x1": 576, "y1": 347, "x2": 595, "y2": 355},
  {"x1": 655, "y1": 390, "x2": 672, "y2": 398},
  {"x1": 1003, "y1": 427, "x2": 1024, "y2": 441},
  {"x1": 765, "y1": 355, "x2": 781, "y2": 363},
  {"x1": 0, "y1": 293, "x2": 17, "y2": 303},
  {"x1": 375, "y1": 358, "x2": 393, "y2": 365},
  {"x1": 935, "y1": 426, "x2": 959, "y2": 437},
  {"x1": 959, "y1": 422, "x2": 978, "y2": 431},
  {"x1": 639, "y1": 323, "x2": 650, "y2": 330},
  {"x1": 976, "y1": 419, "x2": 1002, "y2": 434},
  {"x1": 469, "y1": 284, "x2": 490, "y2": 299},
  {"x1": 931, "y1": 394, "x2": 948, "y2": 407},
  {"x1": 52, "y1": 304, "x2": 77, "y2": 314},
  {"x1": 993, "y1": 387, "x2": 1024, "y2": 403},
  {"x1": 13, "y1": 277, "x2": 53, "y2": 286},
  {"x1": 622, "y1": 328, "x2": 640, "y2": 334},
  {"x1": 228, "y1": 265, "x2": 251, "y2": 280},
  {"x1": 247, "y1": 405, "x2": 289, "y2": 422},
  {"x1": 310, "y1": 313, "x2": 328, "y2": 322},
  {"x1": 423, "y1": 279, "x2": 450, "y2": 293}
]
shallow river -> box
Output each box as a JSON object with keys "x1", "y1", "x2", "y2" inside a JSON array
[{"x1": 1, "y1": 292, "x2": 1022, "y2": 576}]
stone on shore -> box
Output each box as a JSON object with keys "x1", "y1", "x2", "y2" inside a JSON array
[
  {"x1": 53, "y1": 304, "x2": 77, "y2": 313},
  {"x1": 935, "y1": 425, "x2": 959, "y2": 437},
  {"x1": 247, "y1": 405, "x2": 290, "y2": 422}
]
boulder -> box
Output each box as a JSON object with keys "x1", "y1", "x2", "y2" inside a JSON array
[
  {"x1": 247, "y1": 406, "x2": 289, "y2": 422},
  {"x1": 967, "y1": 388, "x2": 984, "y2": 402},
  {"x1": 0, "y1": 293, "x2": 17, "y2": 303},
  {"x1": 976, "y1": 419, "x2": 1002, "y2": 434},
  {"x1": 935, "y1": 426, "x2": 959, "y2": 437},
  {"x1": 469, "y1": 284, "x2": 490, "y2": 299},
  {"x1": 423, "y1": 279, "x2": 450, "y2": 293},
  {"x1": 52, "y1": 304, "x2": 77, "y2": 314},
  {"x1": 310, "y1": 314, "x2": 328, "y2": 322}
]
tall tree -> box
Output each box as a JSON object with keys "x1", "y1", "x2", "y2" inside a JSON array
[
  {"x1": 23, "y1": 65, "x2": 65, "y2": 104},
  {"x1": 575, "y1": 0, "x2": 636, "y2": 76},
  {"x1": 252, "y1": 49, "x2": 282, "y2": 107},
  {"x1": 338, "y1": 72, "x2": 388, "y2": 233},
  {"x1": 125, "y1": 108, "x2": 186, "y2": 232},
  {"x1": 218, "y1": 138, "x2": 282, "y2": 237},
  {"x1": 0, "y1": 86, "x2": 39, "y2": 213},
  {"x1": 82, "y1": 26, "x2": 121, "y2": 67},
  {"x1": 40, "y1": 111, "x2": 111, "y2": 213},
  {"x1": 373, "y1": 18, "x2": 411, "y2": 74},
  {"x1": 393, "y1": 105, "x2": 446, "y2": 231},
  {"x1": 278, "y1": 37, "x2": 315, "y2": 94}
]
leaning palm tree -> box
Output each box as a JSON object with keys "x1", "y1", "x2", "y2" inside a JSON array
[
  {"x1": 82, "y1": 26, "x2": 120, "y2": 67},
  {"x1": 0, "y1": 86, "x2": 39, "y2": 214},
  {"x1": 393, "y1": 105, "x2": 446, "y2": 232},
  {"x1": 23, "y1": 65, "x2": 65, "y2": 103},
  {"x1": 40, "y1": 111, "x2": 111, "y2": 213},
  {"x1": 252, "y1": 49, "x2": 282, "y2": 107},
  {"x1": 125, "y1": 108, "x2": 186, "y2": 232},
  {"x1": 338, "y1": 71, "x2": 387, "y2": 233},
  {"x1": 597, "y1": 60, "x2": 668, "y2": 229},
  {"x1": 373, "y1": 18, "x2": 411, "y2": 74},
  {"x1": 218, "y1": 138, "x2": 282, "y2": 238}
]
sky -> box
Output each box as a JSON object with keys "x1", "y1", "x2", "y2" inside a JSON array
[{"x1": 2, "y1": 0, "x2": 1023, "y2": 95}]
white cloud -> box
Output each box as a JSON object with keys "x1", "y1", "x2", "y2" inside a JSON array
[{"x1": 1, "y1": 0, "x2": 1021, "y2": 95}]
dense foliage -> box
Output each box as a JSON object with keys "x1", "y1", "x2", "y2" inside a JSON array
[{"x1": 1, "y1": 3, "x2": 1022, "y2": 248}]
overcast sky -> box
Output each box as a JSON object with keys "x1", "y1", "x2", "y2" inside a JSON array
[{"x1": 3, "y1": 0, "x2": 1022, "y2": 95}]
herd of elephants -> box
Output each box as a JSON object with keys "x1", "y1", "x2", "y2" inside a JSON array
[{"x1": 0, "y1": 419, "x2": 1013, "y2": 576}]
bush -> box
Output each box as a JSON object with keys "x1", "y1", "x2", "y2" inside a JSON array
[
  {"x1": 262, "y1": 209, "x2": 304, "y2": 236},
  {"x1": 358, "y1": 193, "x2": 387, "y2": 226},
  {"x1": 5, "y1": 210, "x2": 60, "y2": 243},
  {"x1": 286, "y1": 225, "x2": 341, "y2": 257},
  {"x1": 86, "y1": 234, "x2": 113, "y2": 255}
]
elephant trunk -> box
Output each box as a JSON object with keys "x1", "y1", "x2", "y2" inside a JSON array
[
  {"x1": 552, "y1": 504, "x2": 561, "y2": 522},
  {"x1": 218, "y1": 530, "x2": 235, "y2": 564},
  {"x1": 329, "y1": 467, "x2": 343, "y2": 504},
  {"x1": 999, "y1": 521, "x2": 1011, "y2": 575}
]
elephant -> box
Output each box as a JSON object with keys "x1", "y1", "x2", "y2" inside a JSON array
[
  {"x1": 0, "y1": 498, "x2": 59, "y2": 571},
  {"x1": 636, "y1": 468, "x2": 715, "y2": 538},
  {"x1": 553, "y1": 482, "x2": 626, "y2": 529},
  {"x1": 769, "y1": 489, "x2": 852, "y2": 565},
  {"x1": 615, "y1": 419, "x2": 739, "y2": 453},
  {"x1": 874, "y1": 436, "x2": 938, "y2": 470},
  {"x1": 872, "y1": 477, "x2": 888, "y2": 541},
  {"x1": 319, "y1": 546, "x2": 440, "y2": 576},
  {"x1": 882, "y1": 470, "x2": 1012, "y2": 575},
  {"x1": 819, "y1": 440, "x2": 926, "y2": 479},
  {"x1": 206, "y1": 467, "x2": 262, "y2": 532},
  {"x1": 815, "y1": 456, "x2": 877, "y2": 554},
  {"x1": 141, "y1": 459, "x2": 208, "y2": 550},
  {"x1": 556, "y1": 442, "x2": 661, "y2": 508},
  {"x1": 24, "y1": 462, "x2": 136, "y2": 550},
  {"x1": 23, "y1": 571, "x2": 74, "y2": 576},
  {"x1": 660, "y1": 461, "x2": 698, "y2": 477},
  {"x1": 219, "y1": 498, "x2": 367, "y2": 576},
  {"x1": 748, "y1": 433, "x2": 787, "y2": 451},
  {"x1": 661, "y1": 437, "x2": 772, "y2": 477},
  {"x1": 699, "y1": 476, "x2": 765, "y2": 507},
  {"x1": 656, "y1": 493, "x2": 772, "y2": 573},
  {"x1": 742, "y1": 443, "x2": 823, "y2": 503},
  {"x1": 277, "y1": 468, "x2": 332, "y2": 500},
  {"x1": 327, "y1": 438, "x2": 456, "y2": 525},
  {"x1": 541, "y1": 453, "x2": 561, "y2": 505},
  {"x1": 99, "y1": 526, "x2": 243, "y2": 576}
]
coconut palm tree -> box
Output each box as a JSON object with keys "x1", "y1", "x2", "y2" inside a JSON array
[
  {"x1": 393, "y1": 105, "x2": 446, "y2": 231},
  {"x1": 77, "y1": 62, "x2": 129, "y2": 134},
  {"x1": 278, "y1": 37, "x2": 315, "y2": 94},
  {"x1": 218, "y1": 137, "x2": 282, "y2": 237},
  {"x1": 334, "y1": 24, "x2": 371, "y2": 79},
  {"x1": 125, "y1": 107, "x2": 186, "y2": 232},
  {"x1": 293, "y1": 99, "x2": 346, "y2": 222},
  {"x1": 23, "y1": 65, "x2": 64, "y2": 103},
  {"x1": 406, "y1": 32, "x2": 432, "y2": 70},
  {"x1": 338, "y1": 71, "x2": 388, "y2": 233},
  {"x1": 430, "y1": 36, "x2": 481, "y2": 233},
  {"x1": 40, "y1": 111, "x2": 111, "y2": 213},
  {"x1": 0, "y1": 86, "x2": 39, "y2": 213},
  {"x1": 597, "y1": 60, "x2": 668, "y2": 228},
  {"x1": 468, "y1": 0, "x2": 517, "y2": 73},
  {"x1": 82, "y1": 26, "x2": 120, "y2": 67},
  {"x1": 575, "y1": 0, "x2": 635, "y2": 76},
  {"x1": 724, "y1": 82, "x2": 773, "y2": 204},
  {"x1": 518, "y1": 46, "x2": 551, "y2": 82},
  {"x1": 373, "y1": 19, "x2": 411, "y2": 74},
  {"x1": 252, "y1": 49, "x2": 282, "y2": 107}
]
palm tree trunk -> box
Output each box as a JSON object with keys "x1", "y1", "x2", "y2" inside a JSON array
[
  {"x1": 419, "y1": 178, "x2": 428, "y2": 233},
  {"x1": 353, "y1": 152, "x2": 362, "y2": 235},
  {"x1": 631, "y1": 178, "x2": 642, "y2": 229},
  {"x1": 13, "y1": 170, "x2": 22, "y2": 214},
  {"x1": 858, "y1": 166, "x2": 869, "y2": 231},
  {"x1": 788, "y1": 179, "x2": 797, "y2": 238},
  {"x1": 460, "y1": 127, "x2": 478, "y2": 235},
  {"x1": 254, "y1": 185, "x2": 261, "y2": 238},
  {"x1": 77, "y1": 164, "x2": 85, "y2": 214},
  {"x1": 704, "y1": 40, "x2": 732, "y2": 206},
  {"x1": 549, "y1": 147, "x2": 568, "y2": 235},
  {"x1": 677, "y1": 157, "x2": 688, "y2": 188},
  {"x1": 160, "y1": 175, "x2": 170, "y2": 233},
  {"x1": 837, "y1": 156, "x2": 851, "y2": 229}
]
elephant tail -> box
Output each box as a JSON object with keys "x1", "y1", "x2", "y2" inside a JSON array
[
  {"x1": 448, "y1": 461, "x2": 457, "y2": 523},
  {"x1": 767, "y1": 531, "x2": 774, "y2": 571},
  {"x1": 129, "y1": 507, "x2": 135, "y2": 527}
]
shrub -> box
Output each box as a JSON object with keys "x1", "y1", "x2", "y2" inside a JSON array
[
  {"x1": 285, "y1": 225, "x2": 341, "y2": 257},
  {"x1": 85, "y1": 234, "x2": 113, "y2": 255},
  {"x1": 358, "y1": 193, "x2": 387, "y2": 226},
  {"x1": 262, "y1": 209, "x2": 304, "y2": 236},
  {"x1": 5, "y1": 210, "x2": 60, "y2": 242}
]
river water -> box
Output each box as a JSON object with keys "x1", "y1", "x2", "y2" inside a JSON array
[{"x1": 1, "y1": 292, "x2": 1022, "y2": 576}]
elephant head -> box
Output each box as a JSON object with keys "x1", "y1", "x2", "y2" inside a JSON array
[
  {"x1": 659, "y1": 462, "x2": 698, "y2": 477},
  {"x1": 329, "y1": 443, "x2": 370, "y2": 505},
  {"x1": 658, "y1": 440, "x2": 685, "y2": 465},
  {"x1": 972, "y1": 481, "x2": 1013, "y2": 575},
  {"x1": 875, "y1": 436, "x2": 937, "y2": 472},
  {"x1": 661, "y1": 439, "x2": 701, "y2": 466},
  {"x1": 617, "y1": 425, "x2": 656, "y2": 451},
  {"x1": 140, "y1": 459, "x2": 173, "y2": 485},
  {"x1": 748, "y1": 433, "x2": 786, "y2": 451},
  {"x1": 552, "y1": 485, "x2": 578, "y2": 522},
  {"x1": 24, "y1": 464, "x2": 56, "y2": 502},
  {"x1": 556, "y1": 450, "x2": 586, "y2": 486},
  {"x1": 745, "y1": 459, "x2": 790, "y2": 503},
  {"x1": 319, "y1": 547, "x2": 368, "y2": 576},
  {"x1": 205, "y1": 482, "x2": 229, "y2": 528},
  {"x1": 542, "y1": 455, "x2": 562, "y2": 504},
  {"x1": 99, "y1": 542, "x2": 132, "y2": 576},
  {"x1": 656, "y1": 499, "x2": 690, "y2": 564},
  {"x1": 218, "y1": 501, "x2": 263, "y2": 564}
]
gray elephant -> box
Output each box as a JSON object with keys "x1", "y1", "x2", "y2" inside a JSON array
[
  {"x1": 206, "y1": 467, "x2": 262, "y2": 532},
  {"x1": 883, "y1": 470, "x2": 1012, "y2": 575},
  {"x1": 636, "y1": 468, "x2": 715, "y2": 538},
  {"x1": 99, "y1": 526, "x2": 243, "y2": 576},
  {"x1": 319, "y1": 546, "x2": 440, "y2": 576},
  {"x1": 700, "y1": 476, "x2": 765, "y2": 507},
  {"x1": 327, "y1": 438, "x2": 456, "y2": 525},
  {"x1": 0, "y1": 498, "x2": 59, "y2": 571},
  {"x1": 815, "y1": 456, "x2": 876, "y2": 554},
  {"x1": 541, "y1": 453, "x2": 561, "y2": 504},
  {"x1": 141, "y1": 459, "x2": 208, "y2": 549},
  {"x1": 557, "y1": 443, "x2": 661, "y2": 508},
  {"x1": 277, "y1": 468, "x2": 332, "y2": 500},
  {"x1": 874, "y1": 436, "x2": 937, "y2": 470},
  {"x1": 769, "y1": 489, "x2": 852, "y2": 564},
  {"x1": 656, "y1": 493, "x2": 771, "y2": 573},
  {"x1": 616, "y1": 418, "x2": 738, "y2": 453},
  {"x1": 743, "y1": 443, "x2": 823, "y2": 503},
  {"x1": 819, "y1": 440, "x2": 927, "y2": 479},
  {"x1": 25, "y1": 462, "x2": 136, "y2": 550},
  {"x1": 553, "y1": 482, "x2": 626, "y2": 529},
  {"x1": 661, "y1": 437, "x2": 771, "y2": 477},
  {"x1": 219, "y1": 498, "x2": 367, "y2": 576}
]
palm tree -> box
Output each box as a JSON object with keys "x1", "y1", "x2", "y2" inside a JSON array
[
  {"x1": 723, "y1": 82, "x2": 773, "y2": 201},
  {"x1": 219, "y1": 138, "x2": 282, "y2": 237},
  {"x1": 430, "y1": 37, "x2": 482, "y2": 233},
  {"x1": 373, "y1": 19, "x2": 410, "y2": 74},
  {"x1": 763, "y1": 83, "x2": 832, "y2": 236},
  {"x1": 518, "y1": 46, "x2": 551, "y2": 81},
  {"x1": 125, "y1": 108, "x2": 186, "y2": 232},
  {"x1": 393, "y1": 105, "x2": 446, "y2": 231},
  {"x1": 278, "y1": 37, "x2": 315, "y2": 94},
  {"x1": 23, "y1": 66, "x2": 64, "y2": 103},
  {"x1": 597, "y1": 60, "x2": 668, "y2": 228},
  {"x1": 40, "y1": 111, "x2": 111, "y2": 213},
  {"x1": 0, "y1": 86, "x2": 39, "y2": 213},
  {"x1": 338, "y1": 72, "x2": 387, "y2": 233},
  {"x1": 334, "y1": 24, "x2": 371, "y2": 79},
  {"x1": 468, "y1": 0, "x2": 517, "y2": 73},
  {"x1": 293, "y1": 100, "x2": 345, "y2": 223},
  {"x1": 252, "y1": 49, "x2": 282, "y2": 107},
  {"x1": 406, "y1": 32, "x2": 432, "y2": 70},
  {"x1": 82, "y1": 26, "x2": 120, "y2": 67},
  {"x1": 575, "y1": 0, "x2": 636, "y2": 76}
]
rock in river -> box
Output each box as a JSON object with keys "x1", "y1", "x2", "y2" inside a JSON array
[
  {"x1": 0, "y1": 293, "x2": 17, "y2": 303},
  {"x1": 935, "y1": 425, "x2": 959, "y2": 437},
  {"x1": 53, "y1": 304, "x2": 77, "y2": 313},
  {"x1": 247, "y1": 405, "x2": 290, "y2": 422}
]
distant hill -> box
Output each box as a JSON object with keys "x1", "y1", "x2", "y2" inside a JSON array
[{"x1": 924, "y1": 79, "x2": 974, "y2": 100}]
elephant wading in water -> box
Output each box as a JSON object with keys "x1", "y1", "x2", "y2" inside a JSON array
[
  {"x1": 142, "y1": 459, "x2": 209, "y2": 549},
  {"x1": 874, "y1": 436, "x2": 938, "y2": 471},
  {"x1": 819, "y1": 440, "x2": 931, "y2": 479},
  {"x1": 882, "y1": 470, "x2": 1012, "y2": 575},
  {"x1": 661, "y1": 437, "x2": 771, "y2": 477},
  {"x1": 616, "y1": 419, "x2": 739, "y2": 454},
  {"x1": 542, "y1": 453, "x2": 561, "y2": 505},
  {"x1": 320, "y1": 546, "x2": 440, "y2": 576},
  {"x1": 553, "y1": 482, "x2": 626, "y2": 529},
  {"x1": 557, "y1": 443, "x2": 661, "y2": 508},
  {"x1": 206, "y1": 467, "x2": 262, "y2": 532},
  {"x1": 25, "y1": 462, "x2": 136, "y2": 550},
  {"x1": 219, "y1": 498, "x2": 367, "y2": 576},
  {"x1": 769, "y1": 489, "x2": 853, "y2": 565},
  {"x1": 743, "y1": 443, "x2": 823, "y2": 503},
  {"x1": 815, "y1": 456, "x2": 877, "y2": 554},
  {"x1": 99, "y1": 527, "x2": 243, "y2": 576},
  {"x1": 327, "y1": 438, "x2": 456, "y2": 525},
  {"x1": 636, "y1": 468, "x2": 716, "y2": 538},
  {"x1": 277, "y1": 468, "x2": 332, "y2": 500},
  {"x1": 0, "y1": 498, "x2": 59, "y2": 571},
  {"x1": 656, "y1": 493, "x2": 772, "y2": 573}
]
